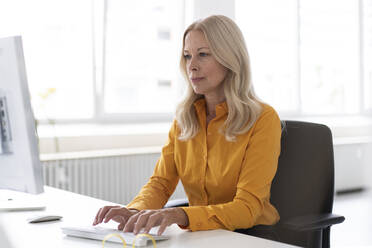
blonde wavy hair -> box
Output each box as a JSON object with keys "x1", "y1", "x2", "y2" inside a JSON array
[{"x1": 176, "y1": 15, "x2": 262, "y2": 141}]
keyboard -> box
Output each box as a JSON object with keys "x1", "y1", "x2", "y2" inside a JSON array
[{"x1": 61, "y1": 225, "x2": 169, "y2": 246}]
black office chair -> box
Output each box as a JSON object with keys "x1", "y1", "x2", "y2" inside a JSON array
[{"x1": 165, "y1": 121, "x2": 345, "y2": 248}]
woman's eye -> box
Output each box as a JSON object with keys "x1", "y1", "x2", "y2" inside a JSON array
[
  {"x1": 199, "y1": 52, "x2": 208, "y2": 57},
  {"x1": 183, "y1": 54, "x2": 191, "y2": 60}
]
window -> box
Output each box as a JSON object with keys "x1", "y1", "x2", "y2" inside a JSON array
[
  {"x1": 0, "y1": 0, "x2": 94, "y2": 120},
  {"x1": 2, "y1": 0, "x2": 370, "y2": 123},
  {"x1": 103, "y1": 0, "x2": 183, "y2": 115},
  {"x1": 300, "y1": 0, "x2": 359, "y2": 115},
  {"x1": 236, "y1": 0, "x2": 363, "y2": 116},
  {"x1": 236, "y1": 0, "x2": 298, "y2": 114},
  {"x1": 0, "y1": 0, "x2": 184, "y2": 123}
]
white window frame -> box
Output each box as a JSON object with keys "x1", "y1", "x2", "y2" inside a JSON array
[{"x1": 36, "y1": 0, "x2": 372, "y2": 125}]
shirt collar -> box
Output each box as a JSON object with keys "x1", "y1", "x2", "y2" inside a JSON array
[{"x1": 193, "y1": 98, "x2": 228, "y2": 117}]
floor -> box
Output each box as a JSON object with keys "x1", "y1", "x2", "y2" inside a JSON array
[{"x1": 331, "y1": 189, "x2": 372, "y2": 247}]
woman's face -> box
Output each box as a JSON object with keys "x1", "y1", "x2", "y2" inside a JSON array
[{"x1": 183, "y1": 30, "x2": 228, "y2": 97}]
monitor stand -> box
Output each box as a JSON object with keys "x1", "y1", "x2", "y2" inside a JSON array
[{"x1": 0, "y1": 189, "x2": 46, "y2": 211}]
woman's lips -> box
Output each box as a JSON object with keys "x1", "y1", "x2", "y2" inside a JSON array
[{"x1": 191, "y1": 77, "x2": 204, "y2": 83}]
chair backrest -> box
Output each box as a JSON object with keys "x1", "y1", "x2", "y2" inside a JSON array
[{"x1": 270, "y1": 121, "x2": 335, "y2": 246}]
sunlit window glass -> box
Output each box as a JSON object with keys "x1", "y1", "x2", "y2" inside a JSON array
[
  {"x1": 235, "y1": 0, "x2": 298, "y2": 113},
  {"x1": 0, "y1": 0, "x2": 94, "y2": 120},
  {"x1": 103, "y1": 0, "x2": 183, "y2": 114},
  {"x1": 300, "y1": 0, "x2": 359, "y2": 114}
]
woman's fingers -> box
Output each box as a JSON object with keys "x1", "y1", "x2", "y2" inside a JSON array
[
  {"x1": 143, "y1": 212, "x2": 162, "y2": 234},
  {"x1": 93, "y1": 206, "x2": 140, "y2": 228},
  {"x1": 103, "y1": 208, "x2": 121, "y2": 223},
  {"x1": 121, "y1": 208, "x2": 187, "y2": 235},
  {"x1": 123, "y1": 211, "x2": 141, "y2": 233},
  {"x1": 93, "y1": 207, "x2": 103, "y2": 225},
  {"x1": 132, "y1": 211, "x2": 155, "y2": 235},
  {"x1": 104, "y1": 207, "x2": 130, "y2": 223},
  {"x1": 93, "y1": 205, "x2": 120, "y2": 225},
  {"x1": 111, "y1": 215, "x2": 128, "y2": 225},
  {"x1": 98, "y1": 206, "x2": 119, "y2": 224},
  {"x1": 157, "y1": 218, "x2": 170, "y2": 236},
  {"x1": 118, "y1": 222, "x2": 125, "y2": 230}
]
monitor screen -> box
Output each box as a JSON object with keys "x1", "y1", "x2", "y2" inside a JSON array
[{"x1": 0, "y1": 36, "x2": 44, "y2": 194}]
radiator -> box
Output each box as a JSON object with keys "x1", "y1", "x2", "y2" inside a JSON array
[
  {"x1": 42, "y1": 150, "x2": 186, "y2": 205},
  {"x1": 333, "y1": 140, "x2": 372, "y2": 192},
  {"x1": 41, "y1": 139, "x2": 372, "y2": 203}
]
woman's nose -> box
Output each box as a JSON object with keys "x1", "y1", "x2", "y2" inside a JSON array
[{"x1": 188, "y1": 58, "x2": 199, "y2": 71}]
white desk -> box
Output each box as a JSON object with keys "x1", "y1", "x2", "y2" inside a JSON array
[{"x1": 0, "y1": 187, "x2": 299, "y2": 248}]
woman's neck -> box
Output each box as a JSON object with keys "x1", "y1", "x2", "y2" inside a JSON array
[{"x1": 204, "y1": 94, "x2": 226, "y2": 117}]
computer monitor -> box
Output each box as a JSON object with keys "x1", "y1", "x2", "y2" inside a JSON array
[{"x1": 0, "y1": 36, "x2": 44, "y2": 195}]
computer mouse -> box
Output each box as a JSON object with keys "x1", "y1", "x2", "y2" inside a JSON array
[{"x1": 27, "y1": 214, "x2": 63, "y2": 223}]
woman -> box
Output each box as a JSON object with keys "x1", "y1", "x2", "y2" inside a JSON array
[{"x1": 93, "y1": 15, "x2": 281, "y2": 236}]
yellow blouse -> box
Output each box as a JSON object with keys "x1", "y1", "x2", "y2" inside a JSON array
[{"x1": 127, "y1": 98, "x2": 281, "y2": 231}]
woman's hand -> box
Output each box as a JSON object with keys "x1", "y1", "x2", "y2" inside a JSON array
[
  {"x1": 93, "y1": 206, "x2": 139, "y2": 230},
  {"x1": 93, "y1": 206, "x2": 188, "y2": 235},
  {"x1": 124, "y1": 208, "x2": 189, "y2": 236}
]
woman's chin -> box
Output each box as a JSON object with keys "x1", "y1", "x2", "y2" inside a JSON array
[
  {"x1": 193, "y1": 91, "x2": 205, "y2": 96},
  {"x1": 192, "y1": 87, "x2": 205, "y2": 95}
]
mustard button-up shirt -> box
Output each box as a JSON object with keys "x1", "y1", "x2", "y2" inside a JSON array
[{"x1": 127, "y1": 98, "x2": 281, "y2": 231}]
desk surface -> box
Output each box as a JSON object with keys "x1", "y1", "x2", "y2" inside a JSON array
[{"x1": 0, "y1": 187, "x2": 299, "y2": 248}]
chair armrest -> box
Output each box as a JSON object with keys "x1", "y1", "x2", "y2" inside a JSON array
[
  {"x1": 282, "y1": 213, "x2": 345, "y2": 231},
  {"x1": 164, "y1": 198, "x2": 189, "y2": 208}
]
